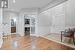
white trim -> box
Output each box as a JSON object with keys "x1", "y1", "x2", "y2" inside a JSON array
[
  {"x1": 0, "y1": 39, "x2": 3, "y2": 48},
  {"x1": 11, "y1": 33, "x2": 16, "y2": 34},
  {"x1": 40, "y1": 0, "x2": 68, "y2": 13},
  {"x1": 41, "y1": 36, "x2": 75, "y2": 49},
  {"x1": 30, "y1": 34, "x2": 40, "y2": 37}
]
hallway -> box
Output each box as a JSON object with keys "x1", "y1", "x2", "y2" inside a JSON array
[{"x1": 0, "y1": 0, "x2": 75, "y2": 50}]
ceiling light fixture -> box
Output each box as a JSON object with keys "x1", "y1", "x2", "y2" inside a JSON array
[
  {"x1": 1, "y1": 0, "x2": 8, "y2": 8},
  {"x1": 13, "y1": 0, "x2": 16, "y2": 3}
]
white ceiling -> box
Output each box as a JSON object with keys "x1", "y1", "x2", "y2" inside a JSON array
[{"x1": 8, "y1": 0, "x2": 67, "y2": 12}]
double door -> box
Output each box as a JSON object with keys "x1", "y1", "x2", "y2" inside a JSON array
[{"x1": 24, "y1": 16, "x2": 35, "y2": 36}]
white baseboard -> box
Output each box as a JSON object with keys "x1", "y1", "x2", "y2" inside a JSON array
[
  {"x1": 41, "y1": 36, "x2": 75, "y2": 49},
  {"x1": 11, "y1": 33, "x2": 16, "y2": 34},
  {"x1": 30, "y1": 34, "x2": 40, "y2": 37}
]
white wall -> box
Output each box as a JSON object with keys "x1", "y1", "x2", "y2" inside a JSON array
[
  {"x1": 38, "y1": 2, "x2": 66, "y2": 35},
  {"x1": 51, "y1": 0, "x2": 75, "y2": 33},
  {"x1": 2, "y1": 0, "x2": 75, "y2": 37},
  {"x1": 38, "y1": 0, "x2": 75, "y2": 35},
  {"x1": 38, "y1": 10, "x2": 52, "y2": 36},
  {"x1": 50, "y1": 2, "x2": 66, "y2": 33},
  {"x1": 2, "y1": 9, "x2": 38, "y2": 36},
  {"x1": 18, "y1": 9, "x2": 38, "y2": 36},
  {"x1": 17, "y1": 12, "x2": 24, "y2": 36},
  {"x1": 65, "y1": 0, "x2": 75, "y2": 28},
  {"x1": 3, "y1": 11, "x2": 18, "y2": 36},
  {"x1": 3, "y1": 11, "x2": 11, "y2": 35}
]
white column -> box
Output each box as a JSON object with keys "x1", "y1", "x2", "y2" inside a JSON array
[{"x1": 0, "y1": 8, "x2": 3, "y2": 48}]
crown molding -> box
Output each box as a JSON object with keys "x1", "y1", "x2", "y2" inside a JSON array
[
  {"x1": 20, "y1": 8, "x2": 40, "y2": 12},
  {"x1": 39, "y1": 0, "x2": 68, "y2": 13}
]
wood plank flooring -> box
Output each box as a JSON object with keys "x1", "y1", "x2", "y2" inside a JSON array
[{"x1": 0, "y1": 35, "x2": 75, "y2": 50}]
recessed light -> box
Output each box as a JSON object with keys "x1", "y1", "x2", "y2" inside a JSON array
[{"x1": 13, "y1": 0, "x2": 16, "y2": 3}]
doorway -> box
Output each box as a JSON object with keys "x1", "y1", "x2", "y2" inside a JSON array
[
  {"x1": 24, "y1": 15, "x2": 36, "y2": 36},
  {"x1": 11, "y1": 18, "x2": 16, "y2": 33},
  {"x1": 25, "y1": 27, "x2": 30, "y2": 36},
  {"x1": 24, "y1": 18, "x2": 30, "y2": 36}
]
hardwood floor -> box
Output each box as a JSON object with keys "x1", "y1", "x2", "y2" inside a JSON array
[{"x1": 0, "y1": 35, "x2": 75, "y2": 50}]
